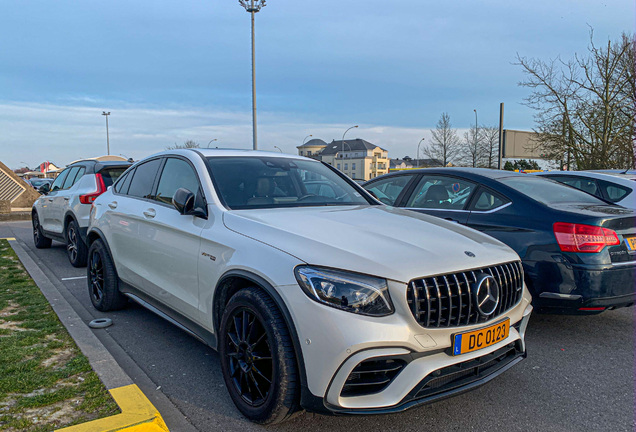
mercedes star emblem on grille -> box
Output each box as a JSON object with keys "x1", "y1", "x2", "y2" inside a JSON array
[{"x1": 472, "y1": 273, "x2": 500, "y2": 316}]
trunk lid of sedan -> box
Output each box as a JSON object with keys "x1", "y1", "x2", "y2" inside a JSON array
[{"x1": 550, "y1": 203, "x2": 636, "y2": 263}]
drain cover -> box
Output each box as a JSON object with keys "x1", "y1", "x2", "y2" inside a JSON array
[{"x1": 89, "y1": 318, "x2": 112, "y2": 329}]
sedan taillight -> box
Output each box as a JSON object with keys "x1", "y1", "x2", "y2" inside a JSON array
[
  {"x1": 79, "y1": 173, "x2": 106, "y2": 204},
  {"x1": 553, "y1": 222, "x2": 620, "y2": 253}
]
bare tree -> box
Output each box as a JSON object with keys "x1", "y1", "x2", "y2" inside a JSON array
[
  {"x1": 424, "y1": 113, "x2": 461, "y2": 166},
  {"x1": 166, "y1": 140, "x2": 201, "y2": 150},
  {"x1": 480, "y1": 126, "x2": 499, "y2": 168},
  {"x1": 460, "y1": 127, "x2": 485, "y2": 167},
  {"x1": 516, "y1": 30, "x2": 635, "y2": 170}
]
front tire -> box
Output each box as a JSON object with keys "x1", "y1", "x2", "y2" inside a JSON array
[
  {"x1": 87, "y1": 239, "x2": 127, "y2": 311},
  {"x1": 32, "y1": 212, "x2": 52, "y2": 249},
  {"x1": 219, "y1": 287, "x2": 299, "y2": 424},
  {"x1": 66, "y1": 220, "x2": 87, "y2": 267}
]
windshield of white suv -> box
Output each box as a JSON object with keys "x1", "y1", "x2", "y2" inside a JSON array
[
  {"x1": 206, "y1": 157, "x2": 372, "y2": 209},
  {"x1": 499, "y1": 176, "x2": 609, "y2": 205}
]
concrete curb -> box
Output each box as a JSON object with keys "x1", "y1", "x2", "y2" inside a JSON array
[
  {"x1": 0, "y1": 211, "x2": 31, "y2": 222},
  {"x1": 5, "y1": 238, "x2": 173, "y2": 431}
]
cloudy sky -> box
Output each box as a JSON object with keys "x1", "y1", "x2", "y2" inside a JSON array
[{"x1": 1, "y1": 0, "x2": 633, "y2": 169}]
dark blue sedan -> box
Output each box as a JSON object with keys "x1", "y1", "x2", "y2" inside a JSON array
[{"x1": 363, "y1": 168, "x2": 636, "y2": 314}]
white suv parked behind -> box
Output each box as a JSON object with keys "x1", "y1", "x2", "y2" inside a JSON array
[
  {"x1": 87, "y1": 149, "x2": 532, "y2": 424},
  {"x1": 32, "y1": 159, "x2": 131, "y2": 266}
]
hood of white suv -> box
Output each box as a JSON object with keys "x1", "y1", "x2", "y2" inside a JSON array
[{"x1": 223, "y1": 206, "x2": 519, "y2": 283}]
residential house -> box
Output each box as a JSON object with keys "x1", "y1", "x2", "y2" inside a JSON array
[{"x1": 297, "y1": 138, "x2": 389, "y2": 181}]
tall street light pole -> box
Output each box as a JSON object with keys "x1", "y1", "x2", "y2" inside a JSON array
[
  {"x1": 474, "y1": 109, "x2": 478, "y2": 167},
  {"x1": 239, "y1": 0, "x2": 266, "y2": 151},
  {"x1": 417, "y1": 138, "x2": 425, "y2": 166},
  {"x1": 102, "y1": 111, "x2": 111, "y2": 155},
  {"x1": 207, "y1": 139, "x2": 218, "y2": 148},
  {"x1": 302, "y1": 134, "x2": 312, "y2": 145},
  {"x1": 274, "y1": 146, "x2": 283, "y2": 153},
  {"x1": 342, "y1": 125, "x2": 358, "y2": 157}
]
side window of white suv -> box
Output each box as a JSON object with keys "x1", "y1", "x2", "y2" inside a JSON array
[
  {"x1": 50, "y1": 169, "x2": 70, "y2": 192},
  {"x1": 154, "y1": 158, "x2": 200, "y2": 205},
  {"x1": 126, "y1": 159, "x2": 162, "y2": 199},
  {"x1": 61, "y1": 167, "x2": 81, "y2": 190}
]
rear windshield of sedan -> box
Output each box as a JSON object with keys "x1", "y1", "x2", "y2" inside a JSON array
[
  {"x1": 499, "y1": 176, "x2": 609, "y2": 205},
  {"x1": 206, "y1": 157, "x2": 371, "y2": 209}
]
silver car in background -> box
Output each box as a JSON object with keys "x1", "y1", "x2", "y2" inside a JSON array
[
  {"x1": 87, "y1": 149, "x2": 532, "y2": 424},
  {"x1": 535, "y1": 170, "x2": 636, "y2": 209},
  {"x1": 31, "y1": 159, "x2": 131, "y2": 266}
]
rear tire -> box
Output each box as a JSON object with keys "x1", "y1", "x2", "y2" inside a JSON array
[
  {"x1": 32, "y1": 212, "x2": 52, "y2": 249},
  {"x1": 219, "y1": 287, "x2": 299, "y2": 424},
  {"x1": 66, "y1": 220, "x2": 87, "y2": 267},
  {"x1": 87, "y1": 239, "x2": 127, "y2": 311}
]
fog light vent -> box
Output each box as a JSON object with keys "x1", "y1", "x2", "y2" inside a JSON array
[{"x1": 341, "y1": 358, "x2": 406, "y2": 397}]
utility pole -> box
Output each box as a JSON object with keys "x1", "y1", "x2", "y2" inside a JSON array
[
  {"x1": 102, "y1": 111, "x2": 111, "y2": 155},
  {"x1": 474, "y1": 109, "x2": 478, "y2": 168},
  {"x1": 238, "y1": 0, "x2": 266, "y2": 150},
  {"x1": 497, "y1": 103, "x2": 504, "y2": 169}
]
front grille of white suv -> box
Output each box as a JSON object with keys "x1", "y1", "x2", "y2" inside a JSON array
[{"x1": 406, "y1": 261, "x2": 524, "y2": 328}]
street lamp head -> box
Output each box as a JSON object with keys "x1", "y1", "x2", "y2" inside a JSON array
[
  {"x1": 102, "y1": 111, "x2": 110, "y2": 116},
  {"x1": 239, "y1": 0, "x2": 266, "y2": 12}
]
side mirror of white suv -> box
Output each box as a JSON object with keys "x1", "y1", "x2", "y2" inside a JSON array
[
  {"x1": 38, "y1": 183, "x2": 51, "y2": 195},
  {"x1": 172, "y1": 187, "x2": 207, "y2": 218}
]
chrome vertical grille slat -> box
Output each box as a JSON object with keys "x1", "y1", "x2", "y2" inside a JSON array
[
  {"x1": 452, "y1": 274, "x2": 463, "y2": 326},
  {"x1": 422, "y1": 279, "x2": 431, "y2": 327},
  {"x1": 406, "y1": 261, "x2": 524, "y2": 329},
  {"x1": 442, "y1": 275, "x2": 452, "y2": 327},
  {"x1": 432, "y1": 277, "x2": 442, "y2": 327},
  {"x1": 461, "y1": 272, "x2": 473, "y2": 324}
]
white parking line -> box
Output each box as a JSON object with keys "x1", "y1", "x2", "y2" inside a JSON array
[{"x1": 61, "y1": 276, "x2": 87, "y2": 281}]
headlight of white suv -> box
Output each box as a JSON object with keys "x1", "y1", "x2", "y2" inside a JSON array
[{"x1": 294, "y1": 266, "x2": 394, "y2": 316}]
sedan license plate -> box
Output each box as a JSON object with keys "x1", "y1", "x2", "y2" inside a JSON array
[
  {"x1": 625, "y1": 236, "x2": 636, "y2": 251},
  {"x1": 452, "y1": 319, "x2": 509, "y2": 356}
]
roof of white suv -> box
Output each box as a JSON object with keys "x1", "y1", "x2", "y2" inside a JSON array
[{"x1": 147, "y1": 148, "x2": 310, "y2": 161}]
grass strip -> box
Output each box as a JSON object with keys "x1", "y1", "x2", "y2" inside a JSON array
[{"x1": 0, "y1": 240, "x2": 120, "y2": 431}]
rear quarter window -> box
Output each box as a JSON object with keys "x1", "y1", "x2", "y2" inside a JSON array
[
  {"x1": 127, "y1": 159, "x2": 162, "y2": 199},
  {"x1": 598, "y1": 180, "x2": 631, "y2": 202}
]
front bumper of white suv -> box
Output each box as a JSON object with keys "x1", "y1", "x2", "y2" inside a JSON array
[{"x1": 281, "y1": 261, "x2": 532, "y2": 414}]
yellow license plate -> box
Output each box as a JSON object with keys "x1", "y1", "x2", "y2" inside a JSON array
[
  {"x1": 625, "y1": 236, "x2": 636, "y2": 251},
  {"x1": 451, "y1": 319, "x2": 510, "y2": 356}
]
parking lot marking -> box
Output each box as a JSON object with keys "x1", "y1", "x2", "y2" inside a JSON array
[
  {"x1": 61, "y1": 276, "x2": 88, "y2": 281},
  {"x1": 56, "y1": 384, "x2": 169, "y2": 432},
  {"x1": 0, "y1": 237, "x2": 16, "y2": 241}
]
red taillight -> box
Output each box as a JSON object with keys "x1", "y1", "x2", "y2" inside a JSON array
[
  {"x1": 578, "y1": 307, "x2": 606, "y2": 311},
  {"x1": 553, "y1": 222, "x2": 620, "y2": 253},
  {"x1": 80, "y1": 173, "x2": 107, "y2": 204}
]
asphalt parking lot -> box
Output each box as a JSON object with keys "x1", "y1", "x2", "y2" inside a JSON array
[{"x1": 1, "y1": 220, "x2": 634, "y2": 432}]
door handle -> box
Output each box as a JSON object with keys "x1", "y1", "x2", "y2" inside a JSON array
[
  {"x1": 47, "y1": 198, "x2": 54, "y2": 202},
  {"x1": 143, "y1": 209, "x2": 156, "y2": 219},
  {"x1": 63, "y1": 197, "x2": 70, "y2": 201},
  {"x1": 108, "y1": 201, "x2": 118, "y2": 209},
  {"x1": 444, "y1": 218, "x2": 459, "y2": 223}
]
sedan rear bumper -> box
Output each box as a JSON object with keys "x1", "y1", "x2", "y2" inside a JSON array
[{"x1": 533, "y1": 260, "x2": 636, "y2": 314}]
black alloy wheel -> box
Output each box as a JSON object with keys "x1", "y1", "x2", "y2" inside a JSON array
[
  {"x1": 219, "y1": 287, "x2": 299, "y2": 424},
  {"x1": 66, "y1": 220, "x2": 87, "y2": 267},
  {"x1": 89, "y1": 249, "x2": 104, "y2": 306},
  {"x1": 86, "y1": 239, "x2": 127, "y2": 311},
  {"x1": 32, "y1": 213, "x2": 52, "y2": 249},
  {"x1": 226, "y1": 308, "x2": 274, "y2": 407}
]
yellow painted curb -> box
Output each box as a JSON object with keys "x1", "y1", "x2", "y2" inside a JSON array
[
  {"x1": 0, "y1": 237, "x2": 16, "y2": 241},
  {"x1": 57, "y1": 384, "x2": 169, "y2": 432}
]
